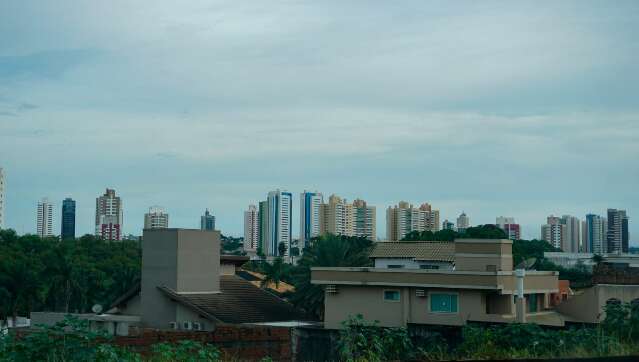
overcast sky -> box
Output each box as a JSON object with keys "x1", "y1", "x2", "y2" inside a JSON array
[{"x1": 1, "y1": 1, "x2": 637, "y2": 241}]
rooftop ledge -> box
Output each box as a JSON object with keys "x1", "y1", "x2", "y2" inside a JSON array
[{"x1": 310, "y1": 267, "x2": 558, "y2": 276}]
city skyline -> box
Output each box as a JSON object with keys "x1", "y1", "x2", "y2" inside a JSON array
[{"x1": 0, "y1": 2, "x2": 637, "y2": 242}]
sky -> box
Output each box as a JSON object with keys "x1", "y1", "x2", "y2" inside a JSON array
[{"x1": 0, "y1": 1, "x2": 638, "y2": 242}]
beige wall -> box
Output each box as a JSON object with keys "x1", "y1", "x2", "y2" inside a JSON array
[
  {"x1": 455, "y1": 239, "x2": 513, "y2": 272},
  {"x1": 557, "y1": 285, "x2": 639, "y2": 323}
]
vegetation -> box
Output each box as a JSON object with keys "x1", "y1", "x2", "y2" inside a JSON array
[
  {"x1": 338, "y1": 302, "x2": 639, "y2": 361},
  {"x1": 0, "y1": 229, "x2": 140, "y2": 323},
  {"x1": 220, "y1": 234, "x2": 245, "y2": 256},
  {"x1": 0, "y1": 316, "x2": 221, "y2": 361}
]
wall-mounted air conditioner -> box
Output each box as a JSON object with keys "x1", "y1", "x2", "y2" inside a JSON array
[
  {"x1": 182, "y1": 321, "x2": 193, "y2": 330},
  {"x1": 169, "y1": 322, "x2": 178, "y2": 330},
  {"x1": 193, "y1": 322, "x2": 202, "y2": 331}
]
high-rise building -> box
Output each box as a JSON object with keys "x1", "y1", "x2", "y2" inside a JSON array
[
  {"x1": 386, "y1": 201, "x2": 440, "y2": 241},
  {"x1": 61, "y1": 198, "x2": 76, "y2": 240},
  {"x1": 37, "y1": 198, "x2": 53, "y2": 238},
  {"x1": 144, "y1": 206, "x2": 169, "y2": 229},
  {"x1": 200, "y1": 209, "x2": 215, "y2": 231},
  {"x1": 583, "y1": 214, "x2": 607, "y2": 254},
  {"x1": 541, "y1": 215, "x2": 566, "y2": 250},
  {"x1": 244, "y1": 204, "x2": 259, "y2": 251},
  {"x1": 456, "y1": 212, "x2": 470, "y2": 233},
  {"x1": 319, "y1": 195, "x2": 376, "y2": 240},
  {"x1": 300, "y1": 191, "x2": 323, "y2": 248},
  {"x1": 442, "y1": 219, "x2": 455, "y2": 231},
  {"x1": 95, "y1": 188, "x2": 123, "y2": 241},
  {"x1": 264, "y1": 190, "x2": 292, "y2": 256},
  {"x1": 0, "y1": 168, "x2": 4, "y2": 229},
  {"x1": 496, "y1": 216, "x2": 521, "y2": 240},
  {"x1": 607, "y1": 209, "x2": 629, "y2": 254},
  {"x1": 258, "y1": 200, "x2": 268, "y2": 254},
  {"x1": 560, "y1": 215, "x2": 581, "y2": 253}
]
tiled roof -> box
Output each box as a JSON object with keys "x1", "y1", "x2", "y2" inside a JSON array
[
  {"x1": 237, "y1": 270, "x2": 296, "y2": 294},
  {"x1": 369, "y1": 241, "x2": 455, "y2": 262},
  {"x1": 158, "y1": 275, "x2": 310, "y2": 324}
]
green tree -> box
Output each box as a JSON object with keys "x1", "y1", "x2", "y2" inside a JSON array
[
  {"x1": 261, "y1": 258, "x2": 285, "y2": 289},
  {"x1": 277, "y1": 242, "x2": 287, "y2": 256}
]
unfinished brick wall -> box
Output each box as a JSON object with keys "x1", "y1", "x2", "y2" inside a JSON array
[{"x1": 115, "y1": 325, "x2": 292, "y2": 361}]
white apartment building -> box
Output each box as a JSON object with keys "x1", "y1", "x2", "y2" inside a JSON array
[
  {"x1": 386, "y1": 201, "x2": 440, "y2": 241},
  {"x1": 37, "y1": 198, "x2": 53, "y2": 238},
  {"x1": 457, "y1": 212, "x2": 470, "y2": 232},
  {"x1": 96, "y1": 189, "x2": 123, "y2": 241},
  {"x1": 266, "y1": 190, "x2": 292, "y2": 256},
  {"x1": 300, "y1": 191, "x2": 323, "y2": 248},
  {"x1": 244, "y1": 204, "x2": 259, "y2": 251},
  {"x1": 541, "y1": 216, "x2": 566, "y2": 250},
  {"x1": 583, "y1": 214, "x2": 607, "y2": 254},
  {"x1": 144, "y1": 206, "x2": 169, "y2": 229},
  {"x1": 0, "y1": 168, "x2": 4, "y2": 229}
]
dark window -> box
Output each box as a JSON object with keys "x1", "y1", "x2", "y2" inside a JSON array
[
  {"x1": 387, "y1": 265, "x2": 404, "y2": 269},
  {"x1": 384, "y1": 290, "x2": 400, "y2": 301}
]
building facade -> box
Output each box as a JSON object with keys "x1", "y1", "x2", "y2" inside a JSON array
[
  {"x1": 442, "y1": 220, "x2": 455, "y2": 231},
  {"x1": 300, "y1": 191, "x2": 323, "y2": 248},
  {"x1": 264, "y1": 190, "x2": 292, "y2": 256},
  {"x1": 456, "y1": 212, "x2": 470, "y2": 233},
  {"x1": 258, "y1": 201, "x2": 268, "y2": 254},
  {"x1": 0, "y1": 168, "x2": 4, "y2": 229},
  {"x1": 244, "y1": 204, "x2": 259, "y2": 251},
  {"x1": 319, "y1": 195, "x2": 376, "y2": 240},
  {"x1": 200, "y1": 209, "x2": 215, "y2": 231},
  {"x1": 583, "y1": 214, "x2": 607, "y2": 254},
  {"x1": 37, "y1": 198, "x2": 54, "y2": 238},
  {"x1": 386, "y1": 201, "x2": 440, "y2": 241},
  {"x1": 96, "y1": 188, "x2": 123, "y2": 241},
  {"x1": 607, "y1": 209, "x2": 629, "y2": 254},
  {"x1": 560, "y1": 215, "x2": 581, "y2": 253},
  {"x1": 496, "y1": 216, "x2": 521, "y2": 240},
  {"x1": 61, "y1": 198, "x2": 76, "y2": 239},
  {"x1": 144, "y1": 206, "x2": 169, "y2": 229},
  {"x1": 541, "y1": 216, "x2": 565, "y2": 250}
]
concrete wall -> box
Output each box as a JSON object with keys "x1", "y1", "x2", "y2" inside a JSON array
[
  {"x1": 557, "y1": 284, "x2": 639, "y2": 323},
  {"x1": 141, "y1": 229, "x2": 221, "y2": 329},
  {"x1": 455, "y1": 239, "x2": 513, "y2": 272}
]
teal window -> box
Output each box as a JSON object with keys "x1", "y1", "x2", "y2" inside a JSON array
[
  {"x1": 430, "y1": 293, "x2": 458, "y2": 313},
  {"x1": 384, "y1": 290, "x2": 400, "y2": 301},
  {"x1": 528, "y1": 294, "x2": 538, "y2": 313}
]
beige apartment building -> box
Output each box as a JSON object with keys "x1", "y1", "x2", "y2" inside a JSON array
[
  {"x1": 312, "y1": 238, "x2": 563, "y2": 329},
  {"x1": 386, "y1": 201, "x2": 440, "y2": 241},
  {"x1": 319, "y1": 194, "x2": 376, "y2": 240}
]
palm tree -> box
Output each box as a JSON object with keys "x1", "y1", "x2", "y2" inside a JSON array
[
  {"x1": 261, "y1": 257, "x2": 285, "y2": 289},
  {"x1": 290, "y1": 234, "x2": 373, "y2": 319}
]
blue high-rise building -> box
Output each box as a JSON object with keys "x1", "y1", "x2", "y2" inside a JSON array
[
  {"x1": 300, "y1": 191, "x2": 323, "y2": 249},
  {"x1": 201, "y1": 209, "x2": 216, "y2": 231},
  {"x1": 61, "y1": 198, "x2": 76, "y2": 240}
]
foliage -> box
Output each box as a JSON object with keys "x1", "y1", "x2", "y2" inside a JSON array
[
  {"x1": 290, "y1": 234, "x2": 373, "y2": 319},
  {"x1": 261, "y1": 257, "x2": 285, "y2": 289},
  {"x1": 512, "y1": 239, "x2": 558, "y2": 265},
  {"x1": 220, "y1": 234, "x2": 246, "y2": 256},
  {"x1": 337, "y1": 314, "x2": 414, "y2": 362},
  {"x1": 277, "y1": 242, "x2": 287, "y2": 256},
  {"x1": 402, "y1": 224, "x2": 506, "y2": 241},
  {"x1": 458, "y1": 224, "x2": 507, "y2": 239},
  {"x1": 537, "y1": 258, "x2": 593, "y2": 288},
  {"x1": 402, "y1": 229, "x2": 457, "y2": 241},
  {"x1": 0, "y1": 230, "x2": 140, "y2": 320},
  {"x1": 0, "y1": 316, "x2": 221, "y2": 362}
]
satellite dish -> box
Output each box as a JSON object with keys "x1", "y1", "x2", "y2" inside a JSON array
[{"x1": 92, "y1": 304, "x2": 103, "y2": 314}]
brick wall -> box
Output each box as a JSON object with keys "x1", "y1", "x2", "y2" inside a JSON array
[{"x1": 116, "y1": 325, "x2": 292, "y2": 361}]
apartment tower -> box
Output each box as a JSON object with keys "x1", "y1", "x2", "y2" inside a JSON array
[
  {"x1": 386, "y1": 201, "x2": 440, "y2": 241},
  {"x1": 583, "y1": 214, "x2": 607, "y2": 254},
  {"x1": 144, "y1": 206, "x2": 169, "y2": 229},
  {"x1": 95, "y1": 188, "x2": 123, "y2": 241},
  {"x1": 244, "y1": 204, "x2": 259, "y2": 251},
  {"x1": 457, "y1": 212, "x2": 470, "y2": 233},
  {"x1": 37, "y1": 198, "x2": 54, "y2": 238},
  {"x1": 300, "y1": 191, "x2": 323, "y2": 248},
  {"x1": 200, "y1": 209, "x2": 215, "y2": 231},
  {"x1": 541, "y1": 216, "x2": 565, "y2": 250},
  {"x1": 319, "y1": 195, "x2": 376, "y2": 240},
  {"x1": 61, "y1": 198, "x2": 76, "y2": 240},
  {"x1": 0, "y1": 168, "x2": 4, "y2": 229},
  {"x1": 607, "y1": 209, "x2": 629, "y2": 254},
  {"x1": 560, "y1": 215, "x2": 581, "y2": 253},
  {"x1": 265, "y1": 190, "x2": 292, "y2": 256},
  {"x1": 496, "y1": 216, "x2": 521, "y2": 240}
]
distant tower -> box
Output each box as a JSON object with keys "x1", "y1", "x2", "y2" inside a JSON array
[
  {"x1": 456, "y1": 212, "x2": 470, "y2": 233},
  {"x1": 37, "y1": 198, "x2": 54, "y2": 238},
  {"x1": 442, "y1": 219, "x2": 455, "y2": 231},
  {"x1": 0, "y1": 167, "x2": 4, "y2": 229},
  {"x1": 607, "y1": 209, "x2": 629, "y2": 254},
  {"x1": 300, "y1": 191, "x2": 323, "y2": 248},
  {"x1": 386, "y1": 201, "x2": 439, "y2": 241},
  {"x1": 583, "y1": 214, "x2": 606, "y2": 254},
  {"x1": 144, "y1": 206, "x2": 169, "y2": 229},
  {"x1": 96, "y1": 188, "x2": 123, "y2": 241},
  {"x1": 496, "y1": 216, "x2": 521, "y2": 240},
  {"x1": 265, "y1": 190, "x2": 292, "y2": 256},
  {"x1": 201, "y1": 209, "x2": 216, "y2": 231},
  {"x1": 61, "y1": 198, "x2": 76, "y2": 239},
  {"x1": 244, "y1": 204, "x2": 259, "y2": 251},
  {"x1": 541, "y1": 215, "x2": 565, "y2": 249}
]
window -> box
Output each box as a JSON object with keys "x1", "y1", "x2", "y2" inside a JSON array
[
  {"x1": 420, "y1": 265, "x2": 440, "y2": 270},
  {"x1": 387, "y1": 265, "x2": 404, "y2": 269},
  {"x1": 528, "y1": 294, "x2": 538, "y2": 313},
  {"x1": 384, "y1": 290, "x2": 400, "y2": 302},
  {"x1": 430, "y1": 293, "x2": 458, "y2": 313}
]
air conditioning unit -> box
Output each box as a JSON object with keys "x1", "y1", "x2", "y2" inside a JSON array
[
  {"x1": 169, "y1": 322, "x2": 178, "y2": 330},
  {"x1": 193, "y1": 322, "x2": 202, "y2": 331},
  {"x1": 326, "y1": 284, "x2": 338, "y2": 294},
  {"x1": 182, "y1": 321, "x2": 193, "y2": 330},
  {"x1": 415, "y1": 289, "x2": 426, "y2": 297}
]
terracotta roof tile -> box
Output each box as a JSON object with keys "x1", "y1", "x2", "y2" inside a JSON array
[{"x1": 369, "y1": 241, "x2": 455, "y2": 262}]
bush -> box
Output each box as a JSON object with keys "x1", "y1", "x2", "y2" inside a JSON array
[{"x1": 338, "y1": 314, "x2": 414, "y2": 361}]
